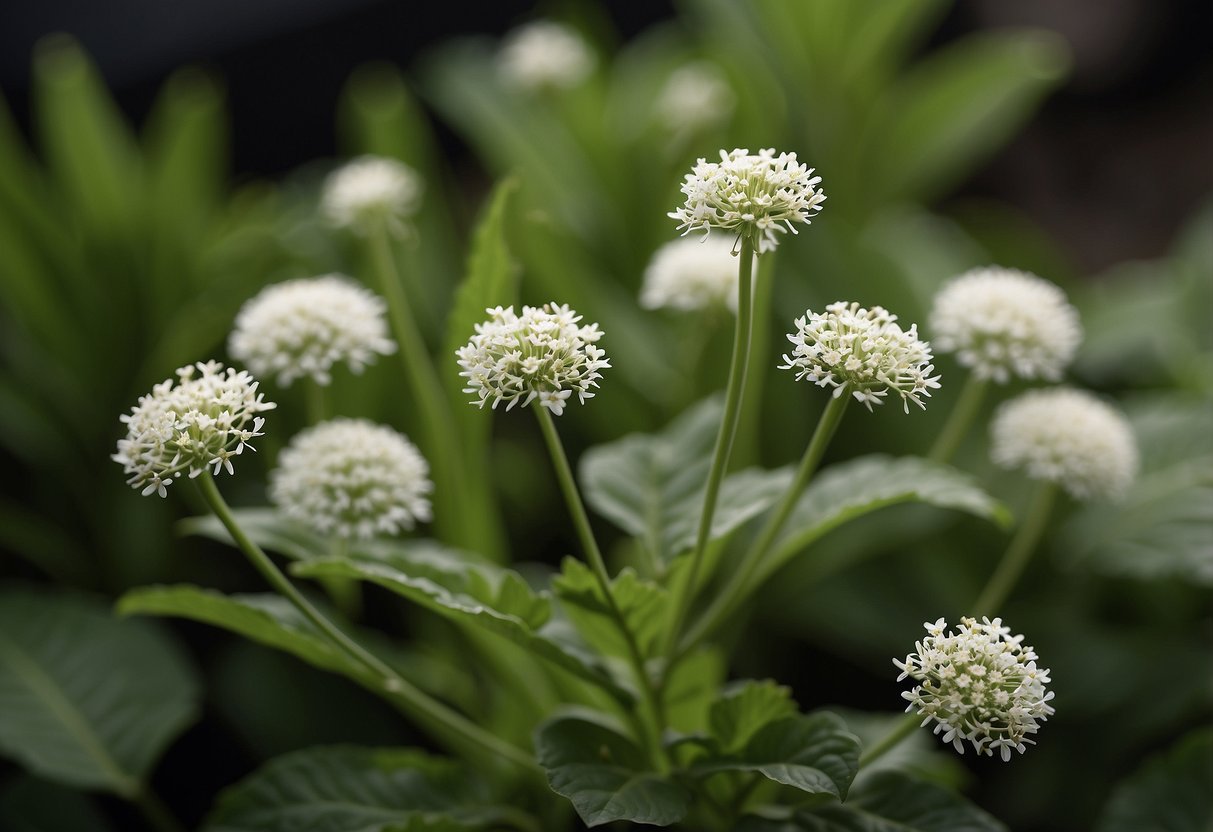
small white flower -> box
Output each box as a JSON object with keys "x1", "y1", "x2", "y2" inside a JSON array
[
  {"x1": 991, "y1": 387, "x2": 1138, "y2": 500},
  {"x1": 270, "y1": 418, "x2": 432, "y2": 540},
  {"x1": 894, "y1": 616, "x2": 1054, "y2": 762},
  {"x1": 640, "y1": 236, "x2": 754, "y2": 314},
  {"x1": 930, "y1": 267, "x2": 1082, "y2": 383},
  {"x1": 113, "y1": 361, "x2": 276, "y2": 497},
  {"x1": 779, "y1": 301, "x2": 941, "y2": 412},
  {"x1": 657, "y1": 62, "x2": 734, "y2": 133},
  {"x1": 498, "y1": 21, "x2": 595, "y2": 92},
  {"x1": 228, "y1": 275, "x2": 396, "y2": 388},
  {"x1": 322, "y1": 155, "x2": 423, "y2": 235},
  {"x1": 456, "y1": 302, "x2": 609, "y2": 416},
  {"x1": 668, "y1": 148, "x2": 825, "y2": 254}
]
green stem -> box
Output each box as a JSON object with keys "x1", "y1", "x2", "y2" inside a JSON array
[
  {"x1": 858, "y1": 713, "x2": 919, "y2": 768},
  {"x1": 196, "y1": 473, "x2": 534, "y2": 771},
  {"x1": 533, "y1": 407, "x2": 669, "y2": 770},
  {"x1": 367, "y1": 223, "x2": 466, "y2": 547},
  {"x1": 972, "y1": 482, "x2": 1057, "y2": 615},
  {"x1": 733, "y1": 248, "x2": 775, "y2": 468},
  {"x1": 662, "y1": 236, "x2": 755, "y2": 658},
  {"x1": 678, "y1": 391, "x2": 851, "y2": 656},
  {"x1": 928, "y1": 375, "x2": 987, "y2": 463},
  {"x1": 304, "y1": 378, "x2": 328, "y2": 425},
  {"x1": 133, "y1": 787, "x2": 186, "y2": 832}
]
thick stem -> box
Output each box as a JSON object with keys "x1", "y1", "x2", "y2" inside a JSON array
[
  {"x1": 972, "y1": 482, "x2": 1057, "y2": 615},
  {"x1": 533, "y1": 407, "x2": 669, "y2": 770},
  {"x1": 196, "y1": 473, "x2": 535, "y2": 771},
  {"x1": 678, "y1": 391, "x2": 851, "y2": 656},
  {"x1": 858, "y1": 713, "x2": 919, "y2": 768},
  {"x1": 662, "y1": 237, "x2": 755, "y2": 658},
  {"x1": 133, "y1": 787, "x2": 186, "y2": 832},
  {"x1": 928, "y1": 375, "x2": 988, "y2": 463}
]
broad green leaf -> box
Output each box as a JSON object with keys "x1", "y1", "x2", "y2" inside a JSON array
[
  {"x1": 179, "y1": 508, "x2": 329, "y2": 561},
  {"x1": 0, "y1": 587, "x2": 199, "y2": 796},
  {"x1": 535, "y1": 711, "x2": 690, "y2": 827},
  {"x1": 693, "y1": 712, "x2": 860, "y2": 800},
  {"x1": 553, "y1": 558, "x2": 667, "y2": 660},
  {"x1": 581, "y1": 396, "x2": 792, "y2": 568},
  {"x1": 205, "y1": 745, "x2": 533, "y2": 832},
  {"x1": 736, "y1": 771, "x2": 1004, "y2": 831},
  {"x1": 709, "y1": 680, "x2": 797, "y2": 755},
  {"x1": 0, "y1": 776, "x2": 114, "y2": 832},
  {"x1": 294, "y1": 551, "x2": 632, "y2": 704},
  {"x1": 762, "y1": 455, "x2": 1010, "y2": 584},
  {"x1": 1097, "y1": 727, "x2": 1212, "y2": 832},
  {"x1": 862, "y1": 30, "x2": 1069, "y2": 206},
  {"x1": 663, "y1": 647, "x2": 726, "y2": 736}
]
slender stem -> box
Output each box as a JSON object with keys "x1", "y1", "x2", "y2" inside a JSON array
[
  {"x1": 533, "y1": 407, "x2": 669, "y2": 770},
  {"x1": 304, "y1": 378, "x2": 328, "y2": 425},
  {"x1": 367, "y1": 223, "x2": 466, "y2": 545},
  {"x1": 733, "y1": 248, "x2": 775, "y2": 468},
  {"x1": 133, "y1": 787, "x2": 186, "y2": 832},
  {"x1": 195, "y1": 473, "x2": 535, "y2": 771},
  {"x1": 928, "y1": 375, "x2": 988, "y2": 463},
  {"x1": 858, "y1": 713, "x2": 919, "y2": 768},
  {"x1": 662, "y1": 237, "x2": 755, "y2": 658},
  {"x1": 972, "y1": 482, "x2": 1057, "y2": 615},
  {"x1": 679, "y1": 392, "x2": 851, "y2": 656}
]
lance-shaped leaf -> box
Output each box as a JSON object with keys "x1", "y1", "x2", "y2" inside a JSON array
[
  {"x1": 535, "y1": 711, "x2": 690, "y2": 827},
  {"x1": 0, "y1": 587, "x2": 199, "y2": 797}
]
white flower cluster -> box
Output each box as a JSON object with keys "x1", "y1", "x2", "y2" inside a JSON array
[
  {"x1": 779, "y1": 301, "x2": 941, "y2": 412},
  {"x1": 498, "y1": 21, "x2": 595, "y2": 92},
  {"x1": 113, "y1": 361, "x2": 275, "y2": 497},
  {"x1": 657, "y1": 62, "x2": 734, "y2": 133},
  {"x1": 669, "y1": 148, "x2": 825, "y2": 253},
  {"x1": 456, "y1": 303, "x2": 609, "y2": 416},
  {"x1": 895, "y1": 616, "x2": 1054, "y2": 762},
  {"x1": 322, "y1": 155, "x2": 422, "y2": 235},
  {"x1": 991, "y1": 387, "x2": 1138, "y2": 500},
  {"x1": 269, "y1": 419, "x2": 432, "y2": 540},
  {"x1": 930, "y1": 267, "x2": 1082, "y2": 383},
  {"x1": 640, "y1": 236, "x2": 752, "y2": 314},
  {"x1": 228, "y1": 275, "x2": 396, "y2": 388}
]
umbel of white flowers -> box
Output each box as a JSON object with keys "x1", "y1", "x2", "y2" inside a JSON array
[
  {"x1": 669, "y1": 147, "x2": 825, "y2": 254},
  {"x1": 895, "y1": 616, "x2": 1055, "y2": 762},
  {"x1": 656, "y1": 62, "x2": 734, "y2": 133},
  {"x1": 498, "y1": 21, "x2": 595, "y2": 92},
  {"x1": 640, "y1": 236, "x2": 754, "y2": 314},
  {"x1": 991, "y1": 387, "x2": 1138, "y2": 500},
  {"x1": 930, "y1": 267, "x2": 1082, "y2": 383},
  {"x1": 322, "y1": 155, "x2": 423, "y2": 235},
  {"x1": 228, "y1": 275, "x2": 396, "y2": 387},
  {"x1": 779, "y1": 301, "x2": 941, "y2": 412},
  {"x1": 269, "y1": 418, "x2": 433, "y2": 540},
  {"x1": 456, "y1": 303, "x2": 609, "y2": 416},
  {"x1": 113, "y1": 361, "x2": 276, "y2": 497}
]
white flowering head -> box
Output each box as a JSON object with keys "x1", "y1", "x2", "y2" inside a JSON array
[
  {"x1": 930, "y1": 267, "x2": 1082, "y2": 383},
  {"x1": 779, "y1": 301, "x2": 941, "y2": 412},
  {"x1": 657, "y1": 62, "x2": 734, "y2": 133},
  {"x1": 456, "y1": 303, "x2": 609, "y2": 416},
  {"x1": 498, "y1": 21, "x2": 595, "y2": 92},
  {"x1": 113, "y1": 361, "x2": 276, "y2": 497},
  {"x1": 228, "y1": 275, "x2": 396, "y2": 387},
  {"x1": 895, "y1": 616, "x2": 1054, "y2": 762},
  {"x1": 322, "y1": 155, "x2": 422, "y2": 235},
  {"x1": 640, "y1": 236, "x2": 755, "y2": 314},
  {"x1": 668, "y1": 148, "x2": 825, "y2": 254},
  {"x1": 991, "y1": 387, "x2": 1138, "y2": 500},
  {"x1": 269, "y1": 419, "x2": 432, "y2": 540}
]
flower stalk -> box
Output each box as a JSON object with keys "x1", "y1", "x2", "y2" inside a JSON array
[
  {"x1": 972, "y1": 482, "x2": 1057, "y2": 615},
  {"x1": 928, "y1": 375, "x2": 987, "y2": 463}
]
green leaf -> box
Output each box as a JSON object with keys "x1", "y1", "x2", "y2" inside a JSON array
[
  {"x1": 552, "y1": 558, "x2": 668, "y2": 660},
  {"x1": 178, "y1": 508, "x2": 329, "y2": 561},
  {"x1": 204, "y1": 745, "x2": 532, "y2": 832},
  {"x1": 693, "y1": 712, "x2": 860, "y2": 800},
  {"x1": 663, "y1": 647, "x2": 726, "y2": 736},
  {"x1": 1097, "y1": 727, "x2": 1212, "y2": 832},
  {"x1": 581, "y1": 396, "x2": 792, "y2": 568},
  {"x1": 535, "y1": 711, "x2": 690, "y2": 827},
  {"x1": 737, "y1": 771, "x2": 1004, "y2": 831},
  {"x1": 709, "y1": 680, "x2": 798, "y2": 755},
  {"x1": 763, "y1": 455, "x2": 1010, "y2": 584},
  {"x1": 0, "y1": 776, "x2": 115, "y2": 832},
  {"x1": 0, "y1": 587, "x2": 199, "y2": 796},
  {"x1": 293, "y1": 549, "x2": 633, "y2": 703}
]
